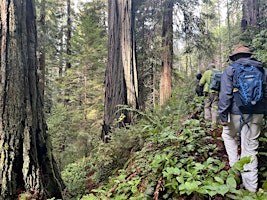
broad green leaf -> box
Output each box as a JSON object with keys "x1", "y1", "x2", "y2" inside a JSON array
[
  {"x1": 176, "y1": 176, "x2": 184, "y2": 184},
  {"x1": 232, "y1": 156, "x2": 252, "y2": 171},
  {"x1": 131, "y1": 186, "x2": 138, "y2": 194},
  {"x1": 226, "y1": 176, "x2": 236, "y2": 188},
  {"x1": 262, "y1": 180, "x2": 267, "y2": 190},
  {"x1": 214, "y1": 176, "x2": 224, "y2": 184},
  {"x1": 217, "y1": 185, "x2": 229, "y2": 196},
  {"x1": 194, "y1": 163, "x2": 205, "y2": 171}
]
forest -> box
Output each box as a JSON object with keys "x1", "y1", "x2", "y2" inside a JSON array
[{"x1": 0, "y1": 0, "x2": 267, "y2": 199}]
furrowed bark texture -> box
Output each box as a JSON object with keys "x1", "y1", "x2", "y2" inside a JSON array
[
  {"x1": 120, "y1": 0, "x2": 138, "y2": 109},
  {"x1": 38, "y1": 0, "x2": 46, "y2": 101},
  {"x1": 0, "y1": 0, "x2": 64, "y2": 199},
  {"x1": 102, "y1": 0, "x2": 138, "y2": 141},
  {"x1": 242, "y1": 0, "x2": 260, "y2": 27},
  {"x1": 159, "y1": 1, "x2": 173, "y2": 106}
]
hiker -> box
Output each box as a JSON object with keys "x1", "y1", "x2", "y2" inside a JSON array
[
  {"x1": 195, "y1": 73, "x2": 204, "y2": 96},
  {"x1": 199, "y1": 63, "x2": 219, "y2": 125},
  {"x1": 218, "y1": 44, "x2": 267, "y2": 192}
]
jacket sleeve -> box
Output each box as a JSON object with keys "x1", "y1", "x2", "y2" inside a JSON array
[
  {"x1": 263, "y1": 69, "x2": 267, "y2": 117},
  {"x1": 218, "y1": 66, "x2": 234, "y2": 122},
  {"x1": 199, "y1": 70, "x2": 209, "y2": 86}
]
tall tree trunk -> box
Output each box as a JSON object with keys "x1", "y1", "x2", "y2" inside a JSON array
[
  {"x1": 159, "y1": 0, "x2": 173, "y2": 106},
  {"x1": 0, "y1": 1, "x2": 64, "y2": 199},
  {"x1": 137, "y1": 17, "x2": 146, "y2": 110},
  {"x1": 226, "y1": 0, "x2": 231, "y2": 51},
  {"x1": 189, "y1": 56, "x2": 192, "y2": 75},
  {"x1": 259, "y1": 0, "x2": 267, "y2": 28},
  {"x1": 216, "y1": 1, "x2": 222, "y2": 70},
  {"x1": 102, "y1": 0, "x2": 138, "y2": 142},
  {"x1": 120, "y1": 0, "x2": 138, "y2": 110},
  {"x1": 59, "y1": 27, "x2": 64, "y2": 77},
  {"x1": 66, "y1": 0, "x2": 71, "y2": 69},
  {"x1": 152, "y1": 61, "x2": 156, "y2": 107},
  {"x1": 63, "y1": 0, "x2": 72, "y2": 106},
  {"x1": 38, "y1": 0, "x2": 46, "y2": 102},
  {"x1": 242, "y1": 0, "x2": 260, "y2": 29},
  {"x1": 185, "y1": 54, "x2": 188, "y2": 75}
]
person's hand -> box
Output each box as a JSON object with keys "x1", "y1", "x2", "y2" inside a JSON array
[{"x1": 220, "y1": 121, "x2": 228, "y2": 126}]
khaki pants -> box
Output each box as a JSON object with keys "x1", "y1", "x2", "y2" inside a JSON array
[
  {"x1": 204, "y1": 92, "x2": 219, "y2": 124},
  {"x1": 222, "y1": 114, "x2": 263, "y2": 192}
]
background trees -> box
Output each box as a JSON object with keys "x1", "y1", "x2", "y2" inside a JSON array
[
  {"x1": 40, "y1": 0, "x2": 267, "y2": 177},
  {"x1": 45, "y1": 0, "x2": 108, "y2": 169}
]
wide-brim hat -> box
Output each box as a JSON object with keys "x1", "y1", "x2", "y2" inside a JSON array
[{"x1": 229, "y1": 45, "x2": 253, "y2": 61}]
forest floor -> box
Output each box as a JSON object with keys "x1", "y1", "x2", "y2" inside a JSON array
[
  {"x1": 190, "y1": 109, "x2": 230, "y2": 170},
  {"x1": 186, "y1": 109, "x2": 267, "y2": 200}
]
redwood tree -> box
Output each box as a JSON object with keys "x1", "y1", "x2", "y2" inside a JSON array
[
  {"x1": 66, "y1": 0, "x2": 72, "y2": 69},
  {"x1": 102, "y1": 0, "x2": 138, "y2": 141},
  {"x1": 38, "y1": 0, "x2": 46, "y2": 102},
  {"x1": 159, "y1": 0, "x2": 173, "y2": 106},
  {"x1": 0, "y1": 0, "x2": 64, "y2": 199},
  {"x1": 242, "y1": 0, "x2": 260, "y2": 29}
]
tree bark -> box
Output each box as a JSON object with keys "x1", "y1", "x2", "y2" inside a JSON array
[
  {"x1": 120, "y1": 0, "x2": 138, "y2": 109},
  {"x1": 259, "y1": 0, "x2": 267, "y2": 28},
  {"x1": 0, "y1": 1, "x2": 64, "y2": 199},
  {"x1": 38, "y1": 0, "x2": 46, "y2": 102},
  {"x1": 226, "y1": 0, "x2": 231, "y2": 51},
  {"x1": 159, "y1": 0, "x2": 173, "y2": 106},
  {"x1": 242, "y1": 0, "x2": 260, "y2": 30},
  {"x1": 66, "y1": 0, "x2": 72, "y2": 69},
  {"x1": 102, "y1": 0, "x2": 138, "y2": 142}
]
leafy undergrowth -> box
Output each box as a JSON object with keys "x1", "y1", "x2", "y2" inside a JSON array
[{"x1": 77, "y1": 95, "x2": 267, "y2": 200}]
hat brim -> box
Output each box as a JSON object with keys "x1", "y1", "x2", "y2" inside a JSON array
[{"x1": 229, "y1": 52, "x2": 253, "y2": 61}]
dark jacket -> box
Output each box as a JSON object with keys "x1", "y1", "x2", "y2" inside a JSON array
[
  {"x1": 218, "y1": 57, "x2": 267, "y2": 122},
  {"x1": 195, "y1": 83, "x2": 204, "y2": 96}
]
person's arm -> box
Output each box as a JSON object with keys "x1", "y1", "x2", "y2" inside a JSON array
[
  {"x1": 218, "y1": 66, "x2": 234, "y2": 124},
  {"x1": 263, "y1": 68, "x2": 267, "y2": 117},
  {"x1": 199, "y1": 71, "x2": 207, "y2": 86}
]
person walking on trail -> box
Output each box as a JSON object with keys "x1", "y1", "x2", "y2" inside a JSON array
[
  {"x1": 218, "y1": 44, "x2": 267, "y2": 192},
  {"x1": 195, "y1": 73, "x2": 204, "y2": 97},
  {"x1": 199, "y1": 63, "x2": 219, "y2": 125}
]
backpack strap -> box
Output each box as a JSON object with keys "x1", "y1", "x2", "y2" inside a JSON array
[
  {"x1": 230, "y1": 62, "x2": 240, "y2": 84},
  {"x1": 263, "y1": 69, "x2": 267, "y2": 117},
  {"x1": 230, "y1": 62, "x2": 240, "y2": 70}
]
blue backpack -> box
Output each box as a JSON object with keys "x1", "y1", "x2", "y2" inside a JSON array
[
  {"x1": 232, "y1": 63, "x2": 264, "y2": 112},
  {"x1": 232, "y1": 63, "x2": 265, "y2": 144}
]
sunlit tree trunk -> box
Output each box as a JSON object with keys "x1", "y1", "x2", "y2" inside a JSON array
[
  {"x1": 120, "y1": 0, "x2": 138, "y2": 110},
  {"x1": 0, "y1": 0, "x2": 64, "y2": 199},
  {"x1": 159, "y1": 0, "x2": 173, "y2": 106},
  {"x1": 137, "y1": 14, "x2": 146, "y2": 110},
  {"x1": 38, "y1": 0, "x2": 46, "y2": 102},
  {"x1": 102, "y1": 0, "x2": 138, "y2": 142}
]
